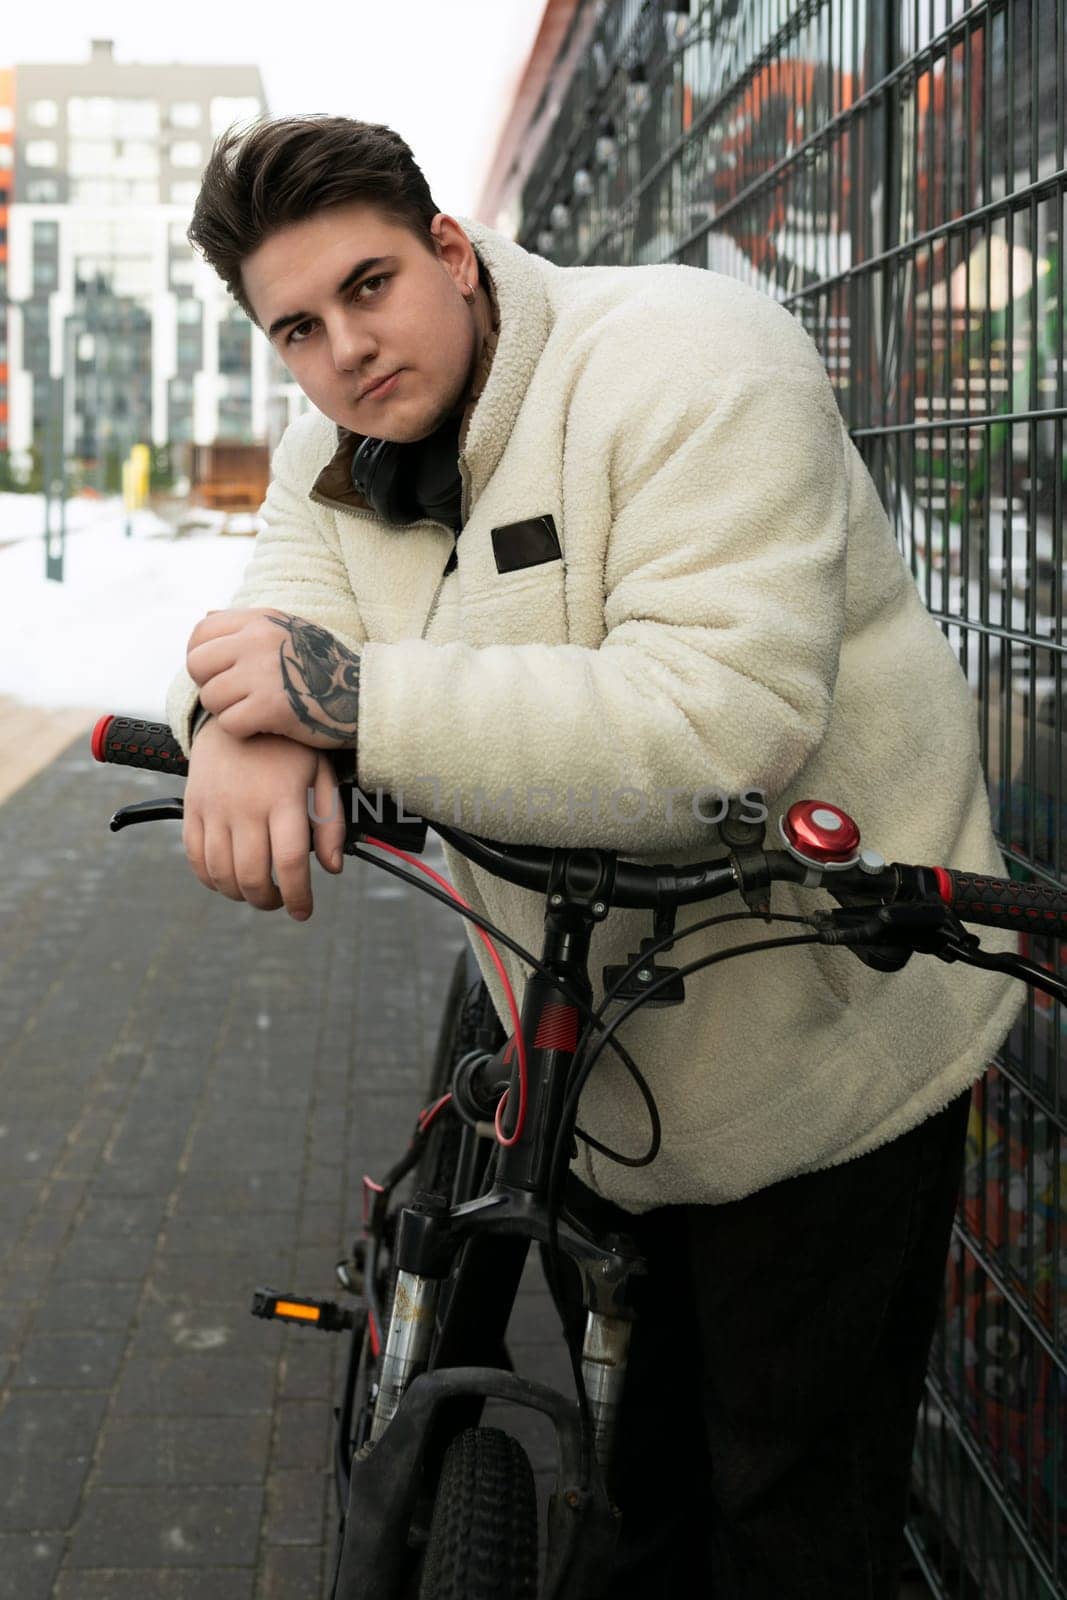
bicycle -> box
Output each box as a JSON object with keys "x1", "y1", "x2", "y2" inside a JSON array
[{"x1": 91, "y1": 711, "x2": 1067, "y2": 1600}]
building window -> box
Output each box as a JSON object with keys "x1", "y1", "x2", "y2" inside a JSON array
[
  {"x1": 26, "y1": 141, "x2": 58, "y2": 167},
  {"x1": 29, "y1": 99, "x2": 58, "y2": 127},
  {"x1": 0, "y1": 108, "x2": 14, "y2": 133},
  {"x1": 169, "y1": 141, "x2": 202, "y2": 169},
  {"x1": 69, "y1": 97, "x2": 158, "y2": 137},
  {"x1": 116, "y1": 100, "x2": 159, "y2": 137},
  {"x1": 70, "y1": 177, "x2": 159, "y2": 206},
  {"x1": 169, "y1": 101, "x2": 202, "y2": 128},
  {"x1": 219, "y1": 313, "x2": 252, "y2": 376},
  {"x1": 170, "y1": 181, "x2": 200, "y2": 206},
  {"x1": 25, "y1": 178, "x2": 58, "y2": 202},
  {"x1": 69, "y1": 97, "x2": 115, "y2": 134},
  {"x1": 112, "y1": 257, "x2": 154, "y2": 298},
  {"x1": 210, "y1": 96, "x2": 260, "y2": 136},
  {"x1": 70, "y1": 139, "x2": 114, "y2": 175},
  {"x1": 75, "y1": 259, "x2": 108, "y2": 293},
  {"x1": 72, "y1": 219, "x2": 116, "y2": 253},
  {"x1": 71, "y1": 179, "x2": 112, "y2": 205},
  {"x1": 115, "y1": 141, "x2": 159, "y2": 178},
  {"x1": 178, "y1": 324, "x2": 202, "y2": 372},
  {"x1": 32, "y1": 222, "x2": 59, "y2": 293},
  {"x1": 169, "y1": 258, "x2": 195, "y2": 287},
  {"x1": 0, "y1": 148, "x2": 13, "y2": 170}
]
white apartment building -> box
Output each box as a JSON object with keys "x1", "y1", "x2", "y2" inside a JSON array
[{"x1": 4, "y1": 40, "x2": 301, "y2": 477}]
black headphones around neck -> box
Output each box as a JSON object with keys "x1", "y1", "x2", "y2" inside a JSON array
[{"x1": 350, "y1": 435, "x2": 423, "y2": 526}]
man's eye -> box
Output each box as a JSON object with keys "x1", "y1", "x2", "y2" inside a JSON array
[
  {"x1": 356, "y1": 274, "x2": 389, "y2": 299},
  {"x1": 287, "y1": 319, "x2": 316, "y2": 345}
]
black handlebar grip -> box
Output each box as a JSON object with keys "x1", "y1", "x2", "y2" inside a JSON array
[
  {"x1": 91, "y1": 715, "x2": 189, "y2": 778},
  {"x1": 936, "y1": 867, "x2": 1067, "y2": 939}
]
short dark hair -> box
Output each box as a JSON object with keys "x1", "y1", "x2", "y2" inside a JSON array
[{"x1": 188, "y1": 114, "x2": 442, "y2": 322}]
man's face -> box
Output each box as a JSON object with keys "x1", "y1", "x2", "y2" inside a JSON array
[{"x1": 242, "y1": 202, "x2": 481, "y2": 443}]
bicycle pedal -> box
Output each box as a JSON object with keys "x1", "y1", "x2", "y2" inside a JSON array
[{"x1": 250, "y1": 1286, "x2": 357, "y2": 1333}]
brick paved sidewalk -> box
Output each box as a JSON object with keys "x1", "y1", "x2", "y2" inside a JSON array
[{"x1": 0, "y1": 740, "x2": 568, "y2": 1598}]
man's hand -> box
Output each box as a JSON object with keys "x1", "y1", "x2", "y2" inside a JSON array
[
  {"x1": 187, "y1": 608, "x2": 360, "y2": 747},
  {"x1": 182, "y1": 718, "x2": 346, "y2": 920}
]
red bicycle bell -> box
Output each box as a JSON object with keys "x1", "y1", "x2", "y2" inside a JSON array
[{"x1": 779, "y1": 800, "x2": 862, "y2": 869}]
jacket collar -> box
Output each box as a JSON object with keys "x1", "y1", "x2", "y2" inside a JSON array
[{"x1": 308, "y1": 219, "x2": 551, "y2": 518}]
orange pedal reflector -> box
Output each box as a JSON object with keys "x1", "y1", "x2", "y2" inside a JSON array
[
  {"x1": 275, "y1": 1301, "x2": 320, "y2": 1322},
  {"x1": 250, "y1": 1287, "x2": 356, "y2": 1333}
]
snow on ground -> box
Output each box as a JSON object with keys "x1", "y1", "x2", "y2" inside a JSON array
[
  {"x1": 0, "y1": 490, "x2": 122, "y2": 545},
  {"x1": 0, "y1": 494, "x2": 255, "y2": 720}
]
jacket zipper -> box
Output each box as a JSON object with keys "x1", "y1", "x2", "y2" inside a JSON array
[
  {"x1": 420, "y1": 569, "x2": 448, "y2": 642},
  {"x1": 420, "y1": 455, "x2": 472, "y2": 642}
]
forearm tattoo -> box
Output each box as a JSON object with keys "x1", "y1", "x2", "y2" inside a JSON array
[{"x1": 268, "y1": 614, "x2": 360, "y2": 744}]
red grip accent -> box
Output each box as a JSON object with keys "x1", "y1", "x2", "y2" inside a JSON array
[
  {"x1": 90, "y1": 714, "x2": 114, "y2": 763},
  {"x1": 945, "y1": 870, "x2": 1067, "y2": 940},
  {"x1": 932, "y1": 866, "x2": 953, "y2": 904}
]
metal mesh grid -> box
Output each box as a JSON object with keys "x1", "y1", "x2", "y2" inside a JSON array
[{"x1": 518, "y1": 1, "x2": 1066, "y2": 1593}]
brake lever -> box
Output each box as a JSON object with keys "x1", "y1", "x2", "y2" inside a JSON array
[
  {"x1": 109, "y1": 798, "x2": 185, "y2": 831},
  {"x1": 106, "y1": 784, "x2": 428, "y2": 859},
  {"x1": 819, "y1": 901, "x2": 1067, "y2": 1004},
  {"x1": 816, "y1": 900, "x2": 977, "y2": 960},
  {"x1": 944, "y1": 946, "x2": 1067, "y2": 1006}
]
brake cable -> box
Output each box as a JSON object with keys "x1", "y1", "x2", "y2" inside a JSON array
[{"x1": 347, "y1": 841, "x2": 658, "y2": 1143}]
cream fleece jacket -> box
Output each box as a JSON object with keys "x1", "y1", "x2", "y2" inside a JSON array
[{"x1": 168, "y1": 219, "x2": 1024, "y2": 1210}]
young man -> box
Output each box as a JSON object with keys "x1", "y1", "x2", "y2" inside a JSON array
[{"x1": 169, "y1": 115, "x2": 1022, "y2": 1596}]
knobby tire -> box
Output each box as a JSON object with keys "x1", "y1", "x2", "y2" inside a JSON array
[{"x1": 418, "y1": 1426, "x2": 539, "y2": 1600}]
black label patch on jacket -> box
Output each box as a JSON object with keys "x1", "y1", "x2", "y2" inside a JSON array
[{"x1": 491, "y1": 515, "x2": 562, "y2": 574}]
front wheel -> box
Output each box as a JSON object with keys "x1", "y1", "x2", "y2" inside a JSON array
[{"x1": 418, "y1": 1426, "x2": 538, "y2": 1600}]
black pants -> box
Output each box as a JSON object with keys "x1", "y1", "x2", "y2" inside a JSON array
[{"x1": 552, "y1": 1087, "x2": 972, "y2": 1599}]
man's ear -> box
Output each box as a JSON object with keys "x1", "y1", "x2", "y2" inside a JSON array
[
  {"x1": 429, "y1": 213, "x2": 471, "y2": 274},
  {"x1": 429, "y1": 212, "x2": 449, "y2": 258}
]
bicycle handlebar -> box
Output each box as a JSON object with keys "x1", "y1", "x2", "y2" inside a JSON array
[{"x1": 90, "y1": 713, "x2": 1067, "y2": 943}]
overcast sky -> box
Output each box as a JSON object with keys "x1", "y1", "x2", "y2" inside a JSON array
[{"x1": 2, "y1": 0, "x2": 548, "y2": 220}]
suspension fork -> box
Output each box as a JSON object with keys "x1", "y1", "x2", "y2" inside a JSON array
[
  {"x1": 369, "y1": 1191, "x2": 455, "y2": 1444},
  {"x1": 369, "y1": 1189, "x2": 531, "y2": 1446},
  {"x1": 579, "y1": 1309, "x2": 634, "y2": 1476},
  {"x1": 552, "y1": 1181, "x2": 647, "y2": 1489}
]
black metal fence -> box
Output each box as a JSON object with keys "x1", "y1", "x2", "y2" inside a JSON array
[{"x1": 517, "y1": 1, "x2": 1066, "y2": 1593}]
